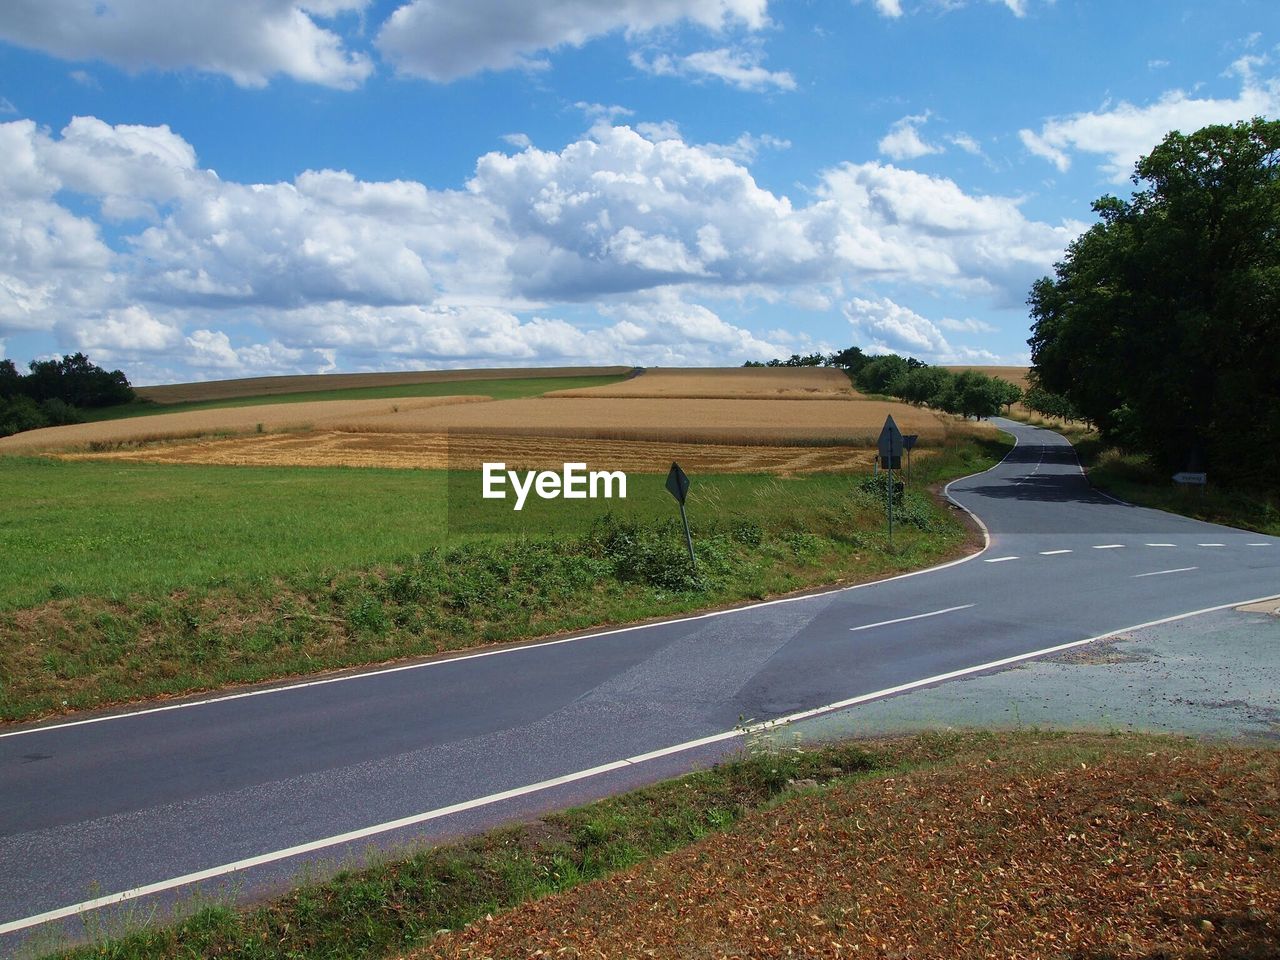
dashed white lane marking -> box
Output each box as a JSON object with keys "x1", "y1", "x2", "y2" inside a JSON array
[
  {"x1": 1133, "y1": 567, "x2": 1198, "y2": 578},
  {"x1": 983, "y1": 556, "x2": 1019, "y2": 563},
  {"x1": 1039, "y1": 549, "x2": 1072, "y2": 555},
  {"x1": 1248, "y1": 543, "x2": 1272, "y2": 547},
  {"x1": 1093, "y1": 544, "x2": 1125, "y2": 550},
  {"x1": 1198, "y1": 543, "x2": 1225, "y2": 547},
  {"x1": 849, "y1": 604, "x2": 976, "y2": 632},
  {"x1": 1146, "y1": 543, "x2": 1176, "y2": 547}
]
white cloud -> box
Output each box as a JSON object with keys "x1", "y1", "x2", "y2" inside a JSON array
[
  {"x1": 938, "y1": 316, "x2": 997, "y2": 334},
  {"x1": 947, "y1": 132, "x2": 983, "y2": 156},
  {"x1": 376, "y1": 0, "x2": 769, "y2": 82},
  {"x1": 0, "y1": 96, "x2": 16, "y2": 115},
  {"x1": 873, "y1": 0, "x2": 904, "y2": 17},
  {"x1": 1020, "y1": 66, "x2": 1280, "y2": 180},
  {"x1": 861, "y1": 0, "x2": 1034, "y2": 18},
  {"x1": 844, "y1": 296, "x2": 1002, "y2": 362},
  {"x1": 68, "y1": 69, "x2": 100, "y2": 88},
  {"x1": 1, "y1": 116, "x2": 1079, "y2": 379},
  {"x1": 698, "y1": 131, "x2": 791, "y2": 163},
  {"x1": 877, "y1": 113, "x2": 940, "y2": 161},
  {"x1": 575, "y1": 102, "x2": 636, "y2": 122},
  {"x1": 0, "y1": 0, "x2": 373, "y2": 89},
  {"x1": 630, "y1": 46, "x2": 795, "y2": 92}
]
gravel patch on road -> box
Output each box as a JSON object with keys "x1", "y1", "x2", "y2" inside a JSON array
[{"x1": 792, "y1": 604, "x2": 1280, "y2": 743}]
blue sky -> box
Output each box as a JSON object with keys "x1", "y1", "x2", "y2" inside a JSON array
[{"x1": 0, "y1": 0, "x2": 1276, "y2": 384}]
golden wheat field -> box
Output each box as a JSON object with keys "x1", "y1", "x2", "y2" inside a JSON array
[
  {"x1": 341, "y1": 397, "x2": 955, "y2": 445},
  {"x1": 0, "y1": 395, "x2": 490, "y2": 453},
  {"x1": 944, "y1": 365, "x2": 1031, "y2": 390},
  {"x1": 135, "y1": 365, "x2": 634, "y2": 404},
  {"x1": 64, "y1": 431, "x2": 913, "y2": 475},
  {"x1": 545, "y1": 366, "x2": 859, "y2": 399}
]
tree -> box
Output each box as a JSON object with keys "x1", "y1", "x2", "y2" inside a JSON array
[
  {"x1": 825, "y1": 346, "x2": 870, "y2": 373},
  {"x1": 855, "y1": 354, "x2": 909, "y2": 394},
  {"x1": 896, "y1": 365, "x2": 955, "y2": 406},
  {"x1": 1029, "y1": 118, "x2": 1280, "y2": 479},
  {"x1": 24, "y1": 352, "x2": 134, "y2": 408}
]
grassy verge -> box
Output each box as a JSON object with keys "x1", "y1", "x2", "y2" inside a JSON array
[
  {"x1": 39, "y1": 731, "x2": 1280, "y2": 960},
  {"x1": 1007, "y1": 411, "x2": 1280, "y2": 536},
  {"x1": 77, "y1": 374, "x2": 628, "y2": 422},
  {"x1": 0, "y1": 434, "x2": 1007, "y2": 721}
]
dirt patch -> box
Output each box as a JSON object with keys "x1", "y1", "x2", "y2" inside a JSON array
[
  {"x1": 1236, "y1": 598, "x2": 1280, "y2": 616},
  {"x1": 418, "y1": 739, "x2": 1280, "y2": 960},
  {"x1": 1051, "y1": 637, "x2": 1153, "y2": 665}
]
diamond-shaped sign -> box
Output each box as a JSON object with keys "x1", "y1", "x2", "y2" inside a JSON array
[{"x1": 665, "y1": 462, "x2": 690, "y2": 505}]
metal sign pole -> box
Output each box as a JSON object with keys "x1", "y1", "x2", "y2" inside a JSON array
[
  {"x1": 666, "y1": 462, "x2": 696, "y2": 577},
  {"x1": 678, "y1": 501, "x2": 696, "y2": 574},
  {"x1": 886, "y1": 461, "x2": 894, "y2": 550}
]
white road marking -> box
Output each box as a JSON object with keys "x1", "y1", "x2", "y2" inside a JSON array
[
  {"x1": 1197, "y1": 543, "x2": 1225, "y2": 547},
  {"x1": 1092, "y1": 544, "x2": 1125, "y2": 549},
  {"x1": 1039, "y1": 549, "x2": 1072, "y2": 555},
  {"x1": 849, "y1": 604, "x2": 975, "y2": 632},
  {"x1": 1133, "y1": 567, "x2": 1198, "y2": 579},
  {"x1": 1248, "y1": 543, "x2": 1272, "y2": 547},
  {"x1": 6, "y1": 589, "x2": 1278, "y2": 938},
  {"x1": 983, "y1": 556, "x2": 1019, "y2": 563},
  {"x1": 1146, "y1": 543, "x2": 1176, "y2": 547}
]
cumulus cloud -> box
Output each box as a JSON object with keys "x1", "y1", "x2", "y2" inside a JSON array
[
  {"x1": 844, "y1": 296, "x2": 1002, "y2": 362},
  {"x1": 877, "y1": 113, "x2": 940, "y2": 161},
  {"x1": 376, "y1": 0, "x2": 769, "y2": 82},
  {"x1": 0, "y1": 115, "x2": 1077, "y2": 378},
  {"x1": 0, "y1": 0, "x2": 373, "y2": 89},
  {"x1": 1020, "y1": 63, "x2": 1280, "y2": 180},
  {"x1": 938, "y1": 316, "x2": 998, "y2": 334},
  {"x1": 861, "y1": 0, "x2": 1033, "y2": 18},
  {"x1": 630, "y1": 46, "x2": 796, "y2": 92}
]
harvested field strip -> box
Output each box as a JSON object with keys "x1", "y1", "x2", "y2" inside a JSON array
[
  {"x1": 60, "y1": 431, "x2": 918, "y2": 474},
  {"x1": 0, "y1": 395, "x2": 491, "y2": 452},
  {"x1": 136, "y1": 365, "x2": 634, "y2": 404},
  {"x1": 546, "y1": 366, "x2": 861, "y2": 399},
  {"x1": 420, "y1": 733, "x2": 1280, "y2": 960}
]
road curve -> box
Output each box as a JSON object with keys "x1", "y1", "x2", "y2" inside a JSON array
[{"x1": 3, "y1": 418, "x2": 1278, "y2": 951}]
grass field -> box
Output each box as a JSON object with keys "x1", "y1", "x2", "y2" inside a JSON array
[
  {"x1": 0, "y1": 432, "x2": 1006, "y2": 720},
  {"x1": 79, "y1": 372, "x2": 630, "y2": 423},
  {"x1": 39, "y1": 732, "x2": 1280, "y2": 960}
]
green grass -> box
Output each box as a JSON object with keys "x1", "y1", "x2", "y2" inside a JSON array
[
  {"x1": 78, "y1": 374, "x2": 627, "y2": 422},
  {"x1": 0, "y1": 434, "x2": 1009, "y2": 721}
]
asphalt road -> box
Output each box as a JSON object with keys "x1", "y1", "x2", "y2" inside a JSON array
[{"x1": 3, "y1": 418, "x2": 1277, "y2": 952}]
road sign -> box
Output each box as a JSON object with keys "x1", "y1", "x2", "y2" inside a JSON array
[
  {"x1": 902, "y1": 434, "x2": 918, "y2": 451},
  {"x1": 1172, "y1": 471, "x2": 1207, "y2": 485},
  {"x1": 665, "y1": 462, "x2": 690, "y2": 504},
  {"x1": 666, "y1": 462, "x2": 696, "y2": 574},
  {"x1": 878, "y1": 415, "x2": 904, "y2": 469}
]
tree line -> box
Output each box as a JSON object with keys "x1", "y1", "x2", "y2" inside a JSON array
[
  {"x1": 1028, "y1": 117, "x2": 1279, "y2": 483},
  {"x1": 0, "y1": 353, "x2": 135, "y2": 438},
  {"x1": 745, "y1": 348, "x2": 1022, "y2": 419}
]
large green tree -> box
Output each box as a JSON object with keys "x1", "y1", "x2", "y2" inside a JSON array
[{"x1": 1028, "y1": 117, "x2": 1280, "y2": 480}]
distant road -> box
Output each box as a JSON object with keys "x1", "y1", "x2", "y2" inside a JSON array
[{"x1": 3, "y1": 418, "x2": 1277, "y2": 952}]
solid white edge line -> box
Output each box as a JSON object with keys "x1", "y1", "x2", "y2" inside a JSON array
[
  {"x1": 849, "y1": 604, "x2": 975, "y2": 632},
  {"x1": 6, "y1": 587, "x2": 1278, "y2": 938},
  {"x1": 0, "y1": 430, "x2": 1027, "y2": 743},
  {"x1": 1133, "y1": 567, "x2": 1198, "y2": 578}
]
